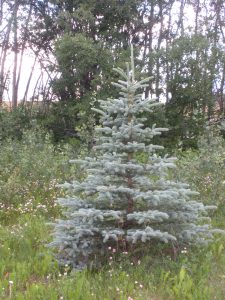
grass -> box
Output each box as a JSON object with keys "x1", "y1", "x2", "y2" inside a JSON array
[{"x1": 0, "y1": 210, "x2": 224, "y2": 299}]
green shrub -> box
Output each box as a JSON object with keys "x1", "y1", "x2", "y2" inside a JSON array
[
  {"x1": 176, "y1": 125, "x2": 225, "y2": 207},
  {"x1": 0, "y1": 127, "x2": 77, "y2": 223},
  {"x1": 0, "y1": 106, "x2": 37, "y2": 141}
]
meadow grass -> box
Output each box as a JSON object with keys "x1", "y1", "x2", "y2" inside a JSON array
[{"x1": 0, "y1": 205, "x2": 224, "y2": 299}]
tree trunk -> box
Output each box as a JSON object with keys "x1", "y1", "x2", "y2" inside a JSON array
[
  {"x1": 12, "y1": 0, "x2": 19, "y2": 108},
  {"x1": 16, "y1": 3, "x2": 33, "y2": 98},
  {"x1": 22, "y1": 56, "x2": 37, "y2": 104},
  {"x1": 0, "y1": 10, "x2": 13, "y2": 105},
  {"x1": 0, "y1": 0, "x2": 4, "y2": 25}
]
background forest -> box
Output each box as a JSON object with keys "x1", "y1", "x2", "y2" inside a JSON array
[
  {"x1": 0, "y1": 1, "x2": 225, "y2": 299},
  {"x1": 1, "y1": 0, "x2": 225, "y2": 147}
]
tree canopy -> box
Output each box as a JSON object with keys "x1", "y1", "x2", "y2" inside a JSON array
[{"x1": 1, "y1": 0, "x2": 225, "y2": 146}]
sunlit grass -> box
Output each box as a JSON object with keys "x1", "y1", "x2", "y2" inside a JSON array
[{"x1": 0, "y1": 211, "x2": 224, "y2": 299}]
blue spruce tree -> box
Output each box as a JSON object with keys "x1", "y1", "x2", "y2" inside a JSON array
[{"x1": 50, "y1": 47, "x2": 221, "y2": 269}]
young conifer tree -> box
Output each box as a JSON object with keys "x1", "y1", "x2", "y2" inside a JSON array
[{"x1": 50, "y1": 47, "x2": 220, "y2": 268}]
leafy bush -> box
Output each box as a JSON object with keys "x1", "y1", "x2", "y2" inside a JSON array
[
  {"x1": 0, "y1": 126, "x2": 77, "y2": 223},
  {"x1": 38, "y1": 100, "x2": 95, "y2": 146},
  {"x1": 0, "y1": 106, "x2": 33, "y2": 141},
  {"x1": 176, "y1": 125, "x2": 225, "y2": 207}
]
